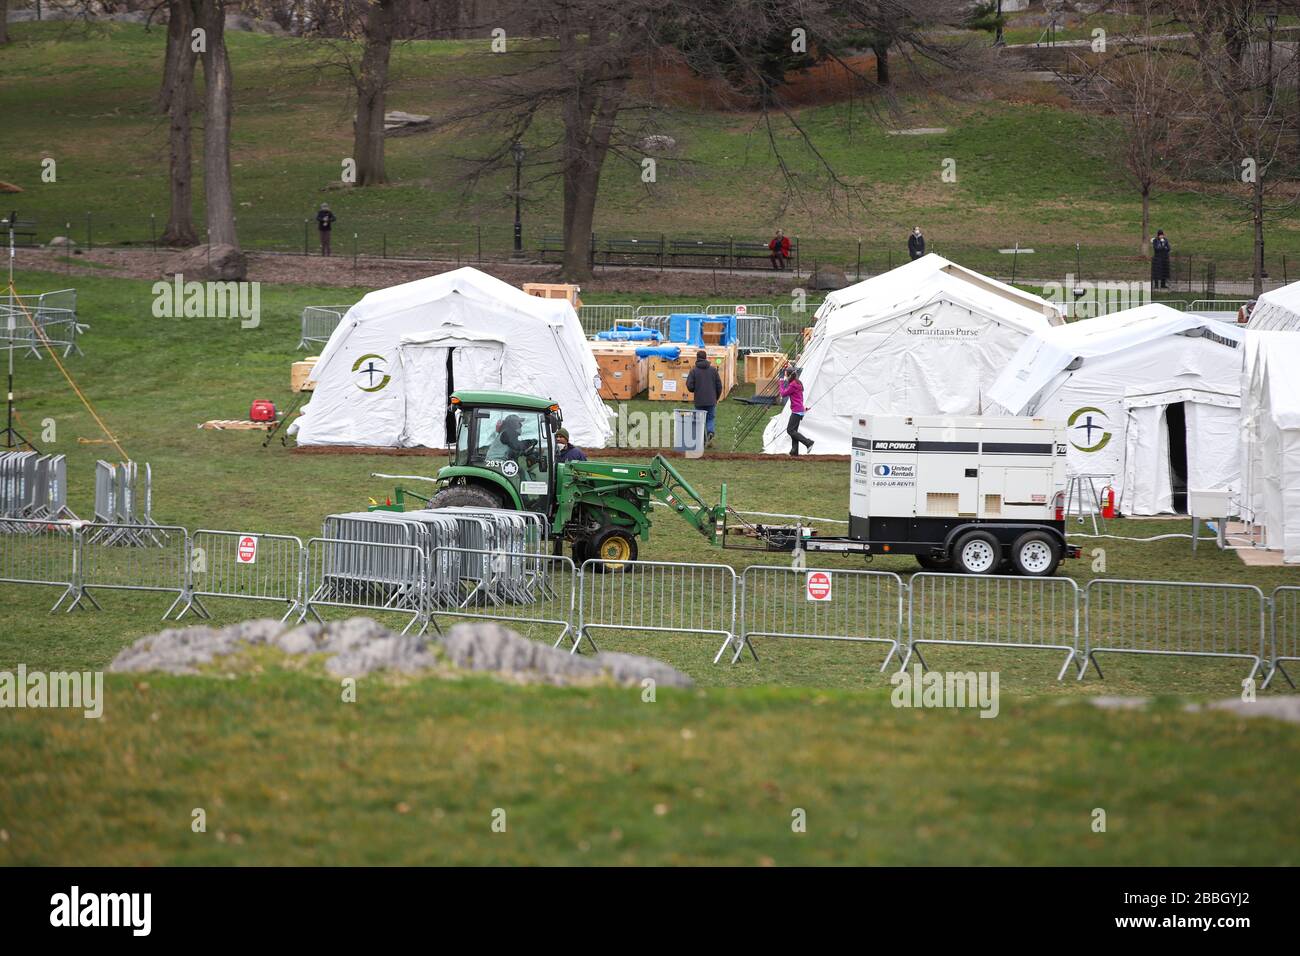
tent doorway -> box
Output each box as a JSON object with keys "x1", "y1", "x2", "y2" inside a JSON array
[
  {"x1": 1165, "y1": 401, "x2": 1189, "y2": 514},
  {"x1": 398, "y1": 338, "x2": 504, "y2": 448}
]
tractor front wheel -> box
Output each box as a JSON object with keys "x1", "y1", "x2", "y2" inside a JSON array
[
  {"x1": 592, "y1": 529, "x2": 638, "y2": 572},
  {"x1": 428, "y1": 484, "x2": 503, "y2": 510}
]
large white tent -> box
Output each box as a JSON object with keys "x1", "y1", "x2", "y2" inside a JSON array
[
  {"x1": 1240, "y1": 332, "x2": 1300, "y2": 562},
  {"x1": 987, "y1": 304, "x2": 1245, "y2": 515},
  {"x1": 761, "y1": 256, "x2": 1062, "y2": 455},
  {"x1": 292, "y1": 267, "x2": 612, "y2": 448},
  {"x1": 1247, "y1": 280, "x2": 1300, "y2": 331}
]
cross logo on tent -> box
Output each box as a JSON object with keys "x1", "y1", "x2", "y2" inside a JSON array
[
  {"x1": 351, "y1": 353, "x2": 391, "y2": 392},
  {"x1": 1068, "y1": 406, "x2": 1111, "y2": 452}
]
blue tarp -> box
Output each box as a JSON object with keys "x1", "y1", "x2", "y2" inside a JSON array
[
  {"x1": 667, "y1": 313, "x2": 737, "y2": 346},
  {"x1": 595, "y1": 327, "x2": 661, "y2": 342},
  {"x1": 636, "y1": 345, "x2": 680, "y2": 360}
]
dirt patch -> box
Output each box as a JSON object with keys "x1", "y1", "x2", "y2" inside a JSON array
[{"x1": 15, "y1": 246, "x2": 806, "y2": 298}]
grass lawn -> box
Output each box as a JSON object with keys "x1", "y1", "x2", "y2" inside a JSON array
[
  {"x1": 0, "y1": 265, "x2": 1296, "y2": 866},
  {"x1": 1, "y1": 22, "x2": 1296, "y2": 282}
]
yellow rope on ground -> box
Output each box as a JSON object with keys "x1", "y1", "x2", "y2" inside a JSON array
[{"x1": 6, "y1": 280, "x2": 130, "y2": 461}]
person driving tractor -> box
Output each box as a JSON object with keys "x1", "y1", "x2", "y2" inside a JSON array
[{"x1": 486, "y1": 413, "x2": 543, "y2": 481}]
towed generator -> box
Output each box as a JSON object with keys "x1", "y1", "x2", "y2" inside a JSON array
[{"x1": 370, "y1": 391, "x2": 1077, "y2": 575}]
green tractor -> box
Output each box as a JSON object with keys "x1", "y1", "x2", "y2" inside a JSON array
[{"x1": 405, "y1": 390, "x2": 732, "y2": 566}]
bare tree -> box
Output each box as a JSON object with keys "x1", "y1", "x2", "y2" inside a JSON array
[
  {"x1": 159, "y1": 0, "x2": 200, "y2": 246},
  {"x1": 197, "y1": 0, "x2": 240, "y2": 249},
  {"x1": 352, "y1": 0, "x2": 398, "y2": 185},
  {"x1": 438, "y1": 0, "x2": 985, "y2": 280}
]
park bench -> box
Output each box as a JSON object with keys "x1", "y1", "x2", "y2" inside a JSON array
[
  {"x1": 668, "y1": 238, "x2": 730, "y2": 268},
  {"x1": 601, "y1": 236, "x2": 664, "y2": 267}
]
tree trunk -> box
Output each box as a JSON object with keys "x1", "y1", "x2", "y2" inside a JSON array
[
  {"x1": 1140, "y1": 185, "x2": 1150, "y2": 258},
  {"x1": 159, "y1": 0, "x2": 199, "y2": 247},
  {"x1": 198, "y1": 0, "x2": 239, "y2": 250},
  {"x1": 874, "y1": 42, "x2": 890, "y2": 86},
  {"x1": 354, "y1": 0, "x2": 395, "y2": 187},
  {"x1": 560, "y1": 76, "x2": 626, "y2": 281}
]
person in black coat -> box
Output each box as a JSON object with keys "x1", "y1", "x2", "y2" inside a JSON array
[
  {"x1": 1151, "y1": 229, "x2": 1171, "y2": 289},
  {"x1": 316, "y1": 203, "x2": 337, "y2": 257},
  {"x1": 908, "y1": 226, "x2": 925, "y2": 260},
  {"x1": 685, "y1": 349, "x2": 723, "y2": 447}
]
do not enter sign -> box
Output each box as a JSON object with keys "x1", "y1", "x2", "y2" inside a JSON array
[
  {"x1": 236, "y1": 535, "x2": 258, "y2": 565},
  {"x1": 806, "y1": 570, "x2": 832, "y2": 602}
]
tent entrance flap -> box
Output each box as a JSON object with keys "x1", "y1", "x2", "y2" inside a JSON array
[
  {"x1": 398, "y1": 339, "x2": 504, "y2": 448},
  {"x1": 1165, "y1": 402, "x2": 1188, "y2": 514}
]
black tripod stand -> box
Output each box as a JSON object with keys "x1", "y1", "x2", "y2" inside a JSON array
[{"x1": 2, "y1": 213, "x2": 39, "y2": 452}]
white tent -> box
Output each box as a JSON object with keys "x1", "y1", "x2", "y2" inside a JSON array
[
  {"x1": 1247, "y1": 280, "x2": 1300, "y2": 331},
  {"x1": 987, "y1": 304, "x2": 1245, "y2": 515},
  {"x1": 293, "y1": 267, "x2": 611, "y2": 448},
  {"x1": 762, "y1": 257, "x2": 1061, "y2": 455},
  {"x1": 1240, "y1": 332, "x2": 1300, "y2": 562}
]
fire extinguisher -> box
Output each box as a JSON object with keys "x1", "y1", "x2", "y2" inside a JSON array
[
  {"x1": 1053, "y1": 491, "x2": 1065, "y2": 521},
  {"x1": 1101, "y1": 485, "x2": 1116, "y2": 520}
]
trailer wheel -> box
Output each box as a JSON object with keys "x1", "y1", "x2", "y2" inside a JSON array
[
  {"x1": 1011, "y1": 531, "x2": 1061, "y2": 577},
  {"x1": 593, "y1": 529, "x2": 638, "y2": 572},
  {"x1": 915, "y1": 555, "x2": 952, "y2": 571},
  {"x1": 953, "y1": 531, "x2": 1001, "y2": 575}
]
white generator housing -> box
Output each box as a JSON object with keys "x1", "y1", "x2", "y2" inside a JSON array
[{"x1": 850, "y1": 415, "x2": 1068, "y2": 525}]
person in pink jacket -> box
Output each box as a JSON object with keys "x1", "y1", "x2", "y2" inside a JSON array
[{"x1": 778, "y1": 366, "x2": 814, "y2": 456}]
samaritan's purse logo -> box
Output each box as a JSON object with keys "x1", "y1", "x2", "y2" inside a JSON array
[
  {"x1": 1068, "y1": 406, "x2": 1111, "y2": 452},
  {"x1": 352, "y1": 353, "x2": 391, "y2": 392}
]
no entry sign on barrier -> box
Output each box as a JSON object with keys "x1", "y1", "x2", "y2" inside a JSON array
[
  {"x1": 236, "y1": 535, "x2": 259, "y2": 564},
  {"x1": 806, "y1": 570, "x2": 832, "y2": 602}
]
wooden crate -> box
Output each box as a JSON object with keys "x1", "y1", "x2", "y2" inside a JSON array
[
  {"x1": 523, "y1": 282, "x2": 583, "y2": 309},
  {"x1": 291, "y1": 357, "x2": 319, "y2": 393},
  {"x1": 589, "y1": 343, "x2": 648, "y2": 400},
  {"x1": 648, "y1": 344, "x2": 736, "y2": 402},
  {"x1": 744, "y1": 351, "x2": 786, "y2": 387}
]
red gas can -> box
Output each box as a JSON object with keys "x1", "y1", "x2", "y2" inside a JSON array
[{"x1": 249, "y1": 399, "x2": 277, "y2": 422}]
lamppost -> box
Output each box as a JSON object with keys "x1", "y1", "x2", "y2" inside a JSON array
[
  {"x1": 511, "y1": 141, "x2": 525, "y2": 256},
  {"x1": 994, "y1": 0, "x2": 1004, "y2": 47}
]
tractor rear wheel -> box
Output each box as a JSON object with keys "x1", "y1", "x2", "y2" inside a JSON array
[
  {"x1": 592, "y1": 528, "x2": 638, "y2": 572},
  {"x1": 428, "y1": 484, "x2": 504, "y2": 510}
]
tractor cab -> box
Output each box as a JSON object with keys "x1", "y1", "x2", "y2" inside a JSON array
[{"x1": 437, "y1": 391, "x2": 563, "y2": 515}]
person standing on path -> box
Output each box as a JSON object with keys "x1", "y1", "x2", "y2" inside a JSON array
[
  {"x1": 908, "y1": 226, "x2": 926, "y2": 260},
  {"x1": 685, "y1": 348, "x2": 723, "y2": 448},
  {"x1": 778, "y1": 366, "x2": 814, "y2": 456},
  {"x1": 1151, "y1": 229, "x2": 1171, "y2": 290},
  {"x1": 317, "y1": 203, "x2": 337, "y2": 256}
]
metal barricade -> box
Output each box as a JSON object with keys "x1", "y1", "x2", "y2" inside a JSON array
[
  {"x1": 906, "y1": 573, "x2": 1081, "y2": 681},
  {"x1": 303, "y1": 537, "x2": 426, "y2": 634},
  {"x1": 734, "y1": 314, "x2": 782, "y2": 354},
  {"x1": 72, "y1": 523, "x2": 191, "y2": 618},
  {"x1": 577, "y1": 304, "x2": 636, "y2": 336},
  {"x1": 0, "y1": 288, "x2": 83, "y2": 358},
  {"x1": 634, "y1": 304, "x2": 703, "y2": 319},
  {"x1": 431, "y1": 546, "x2": 577, "y2": 647},
  {"x1": 297, "y1": 305, "x2": 350, "y2": 350},
  {"x1": 776, "y1": 303, "x2": 819, "y2": 336},
  {"x1": 177, "y1": 530, "x2": 307, "y2": 622},
  {"x1": 1082, "y1": 579, "x2": 1266, "y2": 684},
  {"x1": 740, "y1": 565, "x2": 904, "y2": 670},
  {"x1": 0, "y1": 517, "x2": 79, "y2": 611},
  {"x1": 576, "y1": 559, "x2": 740, "y2": 663},
  {"x1": 1266, "y1": 586, "x2": 1300, "y2": 690},
  {"x1": 705, "y1": 303, "x2": 777, "y2": 316}
]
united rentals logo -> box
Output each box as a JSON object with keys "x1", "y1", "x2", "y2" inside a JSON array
[
  {"x1": 1068, "y1": 406, "x2": 1111, "y2": 452},
  {"x1": 352, "y1": 353, "x2": 391, "y2": 392}
]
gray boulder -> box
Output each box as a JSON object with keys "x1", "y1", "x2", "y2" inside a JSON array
[
  {"x1": 162, "y1": 243, "x2": 248, "y2": 281},
  {"x1": 810, "y1": 265, "x2": 848, "y2": 290}
]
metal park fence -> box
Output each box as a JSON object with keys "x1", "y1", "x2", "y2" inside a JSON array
[
  {"x1": 576, "y1": 559, "x2": 741, "y2": 664},
  {"x1": 1081, "y1": 579, "x2": 1268, "y2": 684},
  {"x1": 905, "y1": 573, "x2": 1082, "y2": 681},
  {"x1": 739, "y1": 565, "x2": 905, "y2": 670},
  {"x1": 0, "y1": 518, "x2": 1294, "y2": 688}
]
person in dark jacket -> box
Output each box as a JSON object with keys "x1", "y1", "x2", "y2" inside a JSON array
[
  {"x1": 316, "y1": 203, "x2": 337, "y2": 256},
  {"x1": 685, "y1": 349, "x2": 723, "y2": 447},
  {"x1": 777, "y1": 366, "x2": 813, "y2": 456},
  {"x1": 1151, "y1": 229, "x2": 1171, "y2": 289},
  {"x1": 908, "y1": 226, "x2": 925, "y2": 260},
  {"x1": 555, "y1": 427, "x2": 587, "y2": 463}
]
